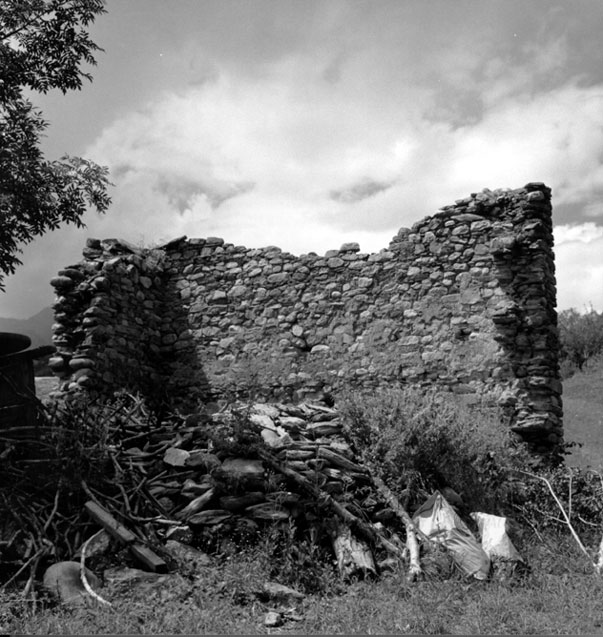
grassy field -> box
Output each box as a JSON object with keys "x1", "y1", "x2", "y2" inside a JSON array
[
  {"x1": 561, "y1": 357, "x2": 603, "y2": 469},
  {"x1": 7, "y1": 362, "x2": 601, "y2": 635},
  {"x1": 2, "y1": 534, "x2": 603, "y2": 635}
]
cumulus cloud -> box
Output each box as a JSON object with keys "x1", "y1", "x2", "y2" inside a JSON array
[
  {"x1": 79, "y1": 40, "x2": 603, "y2": 313},
  {"x1": 554, "y1": 223, "x2": 603, "y2": 312},
  {"x1": 4, "y1": 1, "x2": 603, "y2": 318}
]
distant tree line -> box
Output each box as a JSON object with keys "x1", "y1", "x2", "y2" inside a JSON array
[{"x1": 557, "y1": 306, "x2": 603, "y2": 377}]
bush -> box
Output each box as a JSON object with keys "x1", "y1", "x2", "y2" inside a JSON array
[
  {"x1": 338, "y1": 386, "x2": 529, "y2": 514},
  {"x1": 514, "y1": 465, "x2": 603, "y2": 544}
]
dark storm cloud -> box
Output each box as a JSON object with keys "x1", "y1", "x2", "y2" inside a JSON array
[{"x1": 330, "y1": 178, "x2": 395, "y2": 204}]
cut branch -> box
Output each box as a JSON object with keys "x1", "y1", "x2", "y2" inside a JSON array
[
  {"x1": 80, "y1": 530, "x2": 112, "y2": 606},
  {"x1": 518, "y1": 470, "x2": 595, "y2": 568},
  {"x1": 371, "y1": 475, "x2": 425, "y2": 580}
]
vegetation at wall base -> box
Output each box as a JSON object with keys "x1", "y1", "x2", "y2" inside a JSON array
[
  {"x1": 2, "y1": 381, "x2": 603, "y2": 634},
  {"x1": 339, "y1": 386, "x2": 531, "y2": 515}
]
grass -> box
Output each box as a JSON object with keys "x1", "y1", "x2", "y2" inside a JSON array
[
  {"x1": 562, "y1": 356, "x2": 603, "y2": 469},
  {"x1": 3, "y1": 536, "x2": 603, "y2": 634}
]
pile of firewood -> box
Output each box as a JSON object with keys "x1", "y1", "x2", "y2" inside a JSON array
[{"x1": 1, "y1": 393, "x2": 427, "y2": 591}]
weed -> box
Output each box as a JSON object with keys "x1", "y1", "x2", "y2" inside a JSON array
[{"x1": 338, "y1": 386, "x2": 529, "y2": 514}]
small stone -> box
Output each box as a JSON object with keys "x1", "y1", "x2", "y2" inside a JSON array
[
  {"x1": 219, "y1": 458, "x2": 264, "y2": 479},
  {"x1": 264, "y1": 611, "x2": 283, "y2": 627},
  {"x1": 267, "y1": 272, "x2": 288, "y2": 285},
  {"x1": 50, "y1": 275, "x2": 75, "y2": 290},
  {"x1": 327, "y1": 257, "x2": 345, "y2": 268},
  {"x1": 249, "y1": 413, "x2": 276, "y2": 429},
  {"x1": 229, "y1": 285, "x2": 247, "y2": 298},
  {"x1": 188, "y1": 509, "x2": 232, "y2": 527},
  {"x1": 185, "y1": 452, "x2": 221, "y2": 471},
  {"x1": 48, "y1": 356, "x2": 67, "y2": 370},
  {"x1": 526, "y1": 190, "x2": 545, "y2": 202},
  {"x1": 251, "y1": 403, "x2": 281, "y2": 418},
  {"x1": 262, "y1": 581, "x2": 305, "y2": 602},
  {"x1": 165, "y1": 540, "x2": 211, "y2": 570},
  {"x1": 207, "y1": 290, "x2": 228, "y2": 303},
  {"x1": 68, "y1": 357, "x2": 95, "y2": 371},
  {"x1": 163, "y1": 448, "x2": 190, "y2": 467}
]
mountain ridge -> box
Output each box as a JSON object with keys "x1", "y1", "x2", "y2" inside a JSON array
[{"x1": 0, "y1": 306, "x2": 54, "y2": 348}]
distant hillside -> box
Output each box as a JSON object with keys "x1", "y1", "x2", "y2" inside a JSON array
[
  {"x1": 0, "y1": 306, "x2": 53, "y2": 348},
  {"x1": 0, "y1": 307, "x2": 54, "y2": 375}
]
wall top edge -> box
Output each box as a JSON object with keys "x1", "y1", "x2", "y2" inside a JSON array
[{"x1": 81, "y1": 182, "x2": 552, "y2": 261}]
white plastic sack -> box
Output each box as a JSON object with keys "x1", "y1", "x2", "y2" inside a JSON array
[
  {"x1": 413, "y1": 491, "x2": 491, "y2": 580},
  {"x1": 470, "y1": 512, "x2": 522, "y2": 562}
]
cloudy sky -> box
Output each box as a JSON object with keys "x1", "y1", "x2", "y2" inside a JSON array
[{"x1": 2, "y1": 0, "x2": 603, "y2": 318}]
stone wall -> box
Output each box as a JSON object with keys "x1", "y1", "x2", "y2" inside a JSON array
[
  {"x1": 49, "y1": 182, "x2": 562, "y2": 453},
  {"x1": 49, "y1": 239, "x2": 167, "y2": 402}
]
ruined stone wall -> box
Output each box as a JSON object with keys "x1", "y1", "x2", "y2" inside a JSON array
[
  {"x1": 49, "y1": 182, "x2": 562, "y2": 453},
  {"x1": 49, "y1": 239, "x2": 166, "y2": 400}
]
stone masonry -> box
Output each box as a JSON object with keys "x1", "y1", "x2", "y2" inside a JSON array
[{"x1": 48, "y1": 183, "x2": 562, "y2": 454}]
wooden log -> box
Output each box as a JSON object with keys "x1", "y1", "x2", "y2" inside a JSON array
[
  {"x1": 371, "y1": 475, "x2": 425, "y2": 581},
  {"x1": 84, "y1": 501, "x2": 137, "y2": 544},
  {"x1": 129, "y1": 543, "x2": 168, "y2": 573},
  {"x1": 258, "y1": 448, "x2": 404, "y2": 559},
  {"x1": 330, "y1": 517, "x2": 376, "y2": 579},
  {"x1": 175, "y1": 488, "x2": 216, "y2": 520},
  {"x1": 317, "y1": 447, "x2": 368, "y2": 473},
  {"x1": 83, "y1": 501, "x2": 167, "y2": 573}
]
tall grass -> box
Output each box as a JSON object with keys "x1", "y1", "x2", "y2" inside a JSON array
[
  {"x1": 3, "y1": 533, "x2": 603, "y2": 634},
  {"x1": 339, "y1": 386, "x2": 529, "y2": 514}
]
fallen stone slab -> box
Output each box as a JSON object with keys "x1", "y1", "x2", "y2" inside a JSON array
[
  {"x1": 164, "y1": 539, "x2": 212, "y2": 571},
  {"x1": 43, "y1": 561, "x2": 101, "y2": 606},
  {"x1": 163, "y1": 447, "x2": 190, "y2": 467},
  {"x1": 259, "y1": 581, "x2": 305, "y2": 603},
  {"x1": 245, "y1": 502, "x2": 290, "y2": 521},
  {"x1": 188, "y1": 509, "x2": 233, "y2": 527},
  {"x1": 217, "y1": 458, "x2": 265, "y2": 480}
]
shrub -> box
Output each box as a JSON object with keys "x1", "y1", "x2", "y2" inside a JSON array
[
  {"x1": 338, "y1": 386, "x2": 529, "y2": 514},
  {"x1": 514, "y1": 465, "x2": 603, "y2": 544}
]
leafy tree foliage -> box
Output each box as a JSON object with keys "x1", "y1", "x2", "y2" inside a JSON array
[
  {"x1": 558, "y1": 307, "x2": 603, "y2": 374},
  {"x1": 0, "y1": 0, "x2": 111, "y2": 289}
]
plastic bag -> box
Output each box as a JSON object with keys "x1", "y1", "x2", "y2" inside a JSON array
[
  {"x1": 413, "y1": 491, "x2": 491, "y2": 580},
  {"x1": 470, "y1": 512, "x2": 523, "y2": 580},
  {"x1": 470, "y1": 512, "x2": 522, "y2": 561}
]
